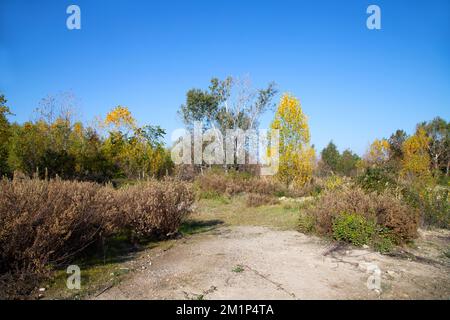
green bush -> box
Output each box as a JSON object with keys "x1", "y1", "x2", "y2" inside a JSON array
[
  {"x1": 332, "y1": 212, "x2": 376, "y2": 246},
  {"x1": 304, "y1": 185, "x2": 419, "y2": 243},
  {"x1": 357, "y1": 167, "x2": 396, "y2": 193},
  {"x1": 402, "y1": 184, "x2": 450, "y2": 229},
  {"x1": 371, "y1": 228, "x2": 395, "y2": 253},
  {"x1": 420, "y1": 188, "x2": 450, "y2": 229},
  {"x1": 298, "y1": 213, "x2": 316, "y2": 234}
]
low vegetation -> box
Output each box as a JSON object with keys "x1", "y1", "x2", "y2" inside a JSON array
[
  {"x1": 0, "y1": 80, "x2": 448, "y2": 299},
  {"x1": 300, "y1": 184, "x2": 419, "y2": 246},
  {"x1": 0, "y1": 177, "x2": 194, "y2": 299}
]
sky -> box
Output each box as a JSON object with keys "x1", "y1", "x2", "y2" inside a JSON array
[{"x1": 1, "y1": 0, "x2": 449, "y2": 155}]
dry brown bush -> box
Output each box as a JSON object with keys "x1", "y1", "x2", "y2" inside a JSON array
[
  {"x1": 195, "y1": 172, "x2": 286, "y2": 197},
  {"x1": 118, "y1": 179, "x2": 194, "y2": 239},
  {"x1": 246, "y1": 193, "x2": 280, "y2": 207},
  {"x1": 304, "y1": 185, "x2": 419, "y2": 243},
  {"x1": 0, "y1": 178, "x2": 116, "y2": 298},
  {"x1": 0, "y1": 177, "x2": 194, "y2": 299}
]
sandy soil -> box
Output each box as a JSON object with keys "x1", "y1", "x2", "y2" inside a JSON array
[{"x1": 93, "y1": 226, "x2": 450, "y2": 300}]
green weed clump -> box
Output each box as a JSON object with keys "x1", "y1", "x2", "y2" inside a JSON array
[{"x1": 332, "y1": 213, "x2": 376, "y2": 246}]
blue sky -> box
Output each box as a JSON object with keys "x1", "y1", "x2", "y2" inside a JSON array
[{"x1": 1, "y1": 0, "x2": 449, "y2": 155}]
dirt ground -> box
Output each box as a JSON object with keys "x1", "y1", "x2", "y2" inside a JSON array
[{"x1": 93, "y1": 225, "x2": 450, "y2": 300}]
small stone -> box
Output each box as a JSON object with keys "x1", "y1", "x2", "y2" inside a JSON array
[
  {"x1": 386, "y1": 270, "x2": 397, "y2": 277},
  {"x1": 141, "y1": 266, "x2": 146, "y2": 270},
  {"x1": 363, "y1": 245, "x2": 369, "y2": 249},
  {"x1": 39, "y1": 288, "x2": 46, "y2": 292}
]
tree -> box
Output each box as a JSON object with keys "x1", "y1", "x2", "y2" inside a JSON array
[
  {"x1": 270, "y1": 93, "x2": 315, "y2": 186},
  {"x1": 178, "y1": 76, "x2": 277, "y2": 170},
  {"x1": 337, "y1": 149, "x2": 360, "y2": 176},
  {"x1": 418, "y1": 117, "x2": 449, "y2": 176},
  {"x1": 401, "y1": 127, "x2": 431, "y2": 179},
  {"x1": 388, "y1": 130, "x2": 408, "y2": 162},
  {"x1": 364, "y1": 138, "x2": 390, "y2": 167},
  {"x1": 320, "y1": 141, "x2": 340, "y2": 174},
  {"x1": 104, "y1": 105, "x2": 137, "y2": 134},
  {"x1": 0, "y1": 94, "x2": 12, "y2": 176},
  {"x1": 103, "y1": 106, "x2": 173, "y2": 179},
  {"x1": 179, "y1": 76, "x2": 277, "y2": 132}
]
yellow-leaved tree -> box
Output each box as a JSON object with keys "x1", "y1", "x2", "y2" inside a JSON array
[
  {"x1": 103, "y1": 106, "x2": 172, "y2": 179},
  {"x1": 269, "y1": 93, "x2": 315, "y2": 187},
  {"x1": 364, "y1": 138, "x2": 390, "y2": 167},
  {"x1": 401, "y1": 127, "x2": 431, "y2": 179},
  {"x1": 104, "y1": 105, "x2": 137, "y2": 133}
]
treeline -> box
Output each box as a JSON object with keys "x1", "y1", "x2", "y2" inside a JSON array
[
  {"x1": 0, "y1": 94, "x2": 173, "y2": 182},
  {"x1": 318, "y1": 119, "x2": 449, "y2": 183}
]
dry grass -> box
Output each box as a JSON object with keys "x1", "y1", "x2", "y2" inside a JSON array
[
  {"x1": 191, "y1": 195, "x2": 301, "y2": 231},
  {"x1": 246, "y1": 193, "x2": 280, "y2": 207}
]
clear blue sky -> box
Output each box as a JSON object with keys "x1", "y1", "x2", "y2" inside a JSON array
[{"x1": 1, "y1": 0, "x2": 449, "y2": 155}]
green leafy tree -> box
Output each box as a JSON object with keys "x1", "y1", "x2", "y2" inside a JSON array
[
  {"x1": 388, "y1": 130, "x2": 408, "y2": 164},
  {"x1": 179, "y1": 76, "x2": 277, "y2": 132},
  {"x1": 337, "y1": 149, "x2": 360, "y2": 176},
  {"x1": 418, "y1": 117, "x2": 449, "y2": 176},
  {"x1": 320, "y1": 141, "x2": 340, "y2": 174},
  {"x1": 0, "y1": 94, "x2": 12, "y2": 176}
]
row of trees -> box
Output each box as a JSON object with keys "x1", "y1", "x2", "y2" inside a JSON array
[
  {"x1": 363, "y1": 119, "x2": 449, "y2": 181},
  {"x1": 0, "y1": 93, "x2": 173, "y2": 182},
  {"x1": 177, "y1": 77, "x2": 316, "y2": 186},
  {"x1": 317, "y1": 118, "x2": 449, "y2": 182},
  {"x1": 177, "y1": 76, "x2": 449, "y2": 187},
  {"x1": 319, "y1": 142, "x2": 360, "y2": 176},
  {"x1": 1, "y1": 77, "x2": 447, "y2": 186}
]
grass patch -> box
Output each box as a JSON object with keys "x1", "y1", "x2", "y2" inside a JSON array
[
  {"x1": 179, "y1": 219, "x2": 224, "y2": 236},
  {"x1": 192, "y1": 195, "x2": 300, "y2": 230},
  {"x1": 232, "y1": 265, "x2": 245, "y2": 273},
  {"x1": 444, "y1": 248, "x2": 450, "y2": 259}
]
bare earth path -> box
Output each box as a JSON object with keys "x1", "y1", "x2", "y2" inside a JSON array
[{"x1": 94, "y1": 226, "x2": 450, "y2": 300}]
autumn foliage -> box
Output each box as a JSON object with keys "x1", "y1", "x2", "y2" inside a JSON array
[{"x1": 270, "y1": 94, "x2": 315, "y2": 187}]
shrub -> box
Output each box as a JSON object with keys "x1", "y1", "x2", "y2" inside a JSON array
[
  {"x1": 304, "y1": 185, "x2": 419, "y2": 245},
  {"x1": 357, "y1": 167, "x2": 396, "y2": 193},
  {"x1": 371, "y1": 228, "x2": 395, "y2": 253},
  {"x1": 0, "y1": 178, "x2": 117, "y2": 298},
  {"x1": 323, "y1": 175, "x2": 344, "y2": 191},
  {"x1": 332, "y1": 213, "x2": 376, "y2": 246},
  {"x1": 195, "y1": 171, "x2": 318, "y2": 199},
  {"x1": 118, "y1": 179, "x2": 194, "y2": 239},
  {"x1": 195, "y1": 172, "x2": 283, "y2": 197},
  {"x1": 0, "y1": 177, "x2": 194, "y2": 299},
  {"x1": 405, "y1": 186, "x2": 450, "y2": 229},
  {"x1": 298, "y1": 213, "x2": 316, "y2": 234},
  {"x1": 246, "y1": 193, "x2": 279, "y2": 207},
  {"x1": 420, "y1": 188, "x2": 449, "y2": 229}
]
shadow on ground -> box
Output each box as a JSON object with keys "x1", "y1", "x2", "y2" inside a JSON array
[{"x1": 180, "y1": 219, "x2": 225, "y2": 236}]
